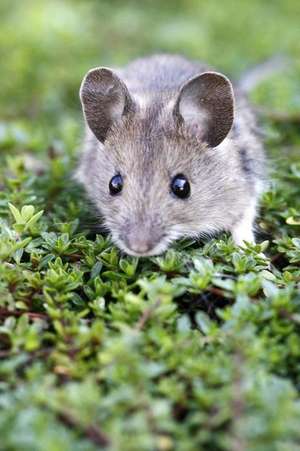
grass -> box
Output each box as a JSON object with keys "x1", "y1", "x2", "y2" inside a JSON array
[{"x1": 0, "y1": 1, "x2": 300, "y2": 450}]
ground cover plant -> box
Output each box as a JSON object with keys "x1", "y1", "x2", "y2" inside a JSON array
[{"x1": 0, "y1": 1, "x2": 300, "y2": 450}]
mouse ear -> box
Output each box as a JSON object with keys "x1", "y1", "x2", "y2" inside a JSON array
[
  {"x1": 80, "y1": 67, "x2": 135, "y2": 142},
  {"x1": 173, "y1": 72, "x2": 234, "y2": 147}
]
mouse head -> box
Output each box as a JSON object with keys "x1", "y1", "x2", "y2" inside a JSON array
[{"x1": 79, "y1": 66, "x2": 234, "y2": 256}]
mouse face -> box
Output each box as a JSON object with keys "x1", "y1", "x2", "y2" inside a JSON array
[{"x1": 79, "y1": 66, "x2": 245, "y2": 256}]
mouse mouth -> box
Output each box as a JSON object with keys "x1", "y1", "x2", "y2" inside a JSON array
[
  {"x1": 113, "y1": 233, "x2": 170, "y2": 257},
  {"x1": 121, "y1": 245, "x2": 165, "y2": 257}
]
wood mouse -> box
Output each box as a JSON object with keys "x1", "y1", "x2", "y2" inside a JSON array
[{"x1": 75, "y1": 54, "x2": 266, "y2": 256}]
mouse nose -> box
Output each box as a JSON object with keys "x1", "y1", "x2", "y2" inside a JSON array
[
  {"x1": 122, "y1": 225, "x2": 162, "y2": 255},
  {"x1": 125, "y1": 234, "x2": 154, "y2": 254}
]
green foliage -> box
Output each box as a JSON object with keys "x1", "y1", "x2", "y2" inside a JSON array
[{"x1": 0, "y1": 1, "x2": 300, "y2": 450}]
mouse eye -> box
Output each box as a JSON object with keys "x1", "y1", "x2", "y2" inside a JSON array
[
  {"x1": 171, "y1": 174, "x2": 190, "y2": 199},
  {"x1": 109, "y1": 174, "x2": 123, "y2": 195}
]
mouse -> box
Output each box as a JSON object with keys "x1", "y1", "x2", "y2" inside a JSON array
[{"x1": 75, "y1": 54, "x2": 266, "y2": 257}]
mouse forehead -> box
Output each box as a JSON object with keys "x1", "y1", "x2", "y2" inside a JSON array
[
  {"x1": 105, "y1": 124, "x2": 162, "y2": 174},
  {"x1": 104, "y1": 116, "x2": 206, "y2": 179}
]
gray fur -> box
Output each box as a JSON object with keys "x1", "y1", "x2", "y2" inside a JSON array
[{"x1": 76, "y1": 54, "x2": 266, "y2": 256}]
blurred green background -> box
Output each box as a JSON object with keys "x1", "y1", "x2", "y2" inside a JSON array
[
  {"x1": 1, "y1": 0, "x2": 300, "y2": 128},
  {"x1": 1, "y1": 2, "x2": 300, "y2": 450}
]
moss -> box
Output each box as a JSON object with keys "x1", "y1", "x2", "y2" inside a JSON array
[{"x1": 0, "y1": 1, "x2": 300, "y2": 450}]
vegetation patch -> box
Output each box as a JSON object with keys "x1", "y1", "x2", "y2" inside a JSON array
[{"x1": 0, "y1": 1, "x2": 300, "y2": 450}]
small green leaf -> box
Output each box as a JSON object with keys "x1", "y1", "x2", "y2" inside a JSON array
[
  {"x1": 25, "y1": 210, "x2": 44, "y2": 231},
  {"x1": 286, "y1": 216, "x2": 300, "y2": 225},
  {"x1": 8, "y1": 203, "x2": 23, "y2": 223},
  {"x1": 195, "y1": 312, "x2": 212, "y2": 335},
  {"x1": 21, "y1": 205, "x2": 35, "y2": 221}
]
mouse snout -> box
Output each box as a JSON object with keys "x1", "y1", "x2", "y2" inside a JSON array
[
  {"x1": 121, "y1": 221, "x2": 165, "y2": 256},
  {"x1": 126, "y1": 234, "x2": 153, "y2": 254}
]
